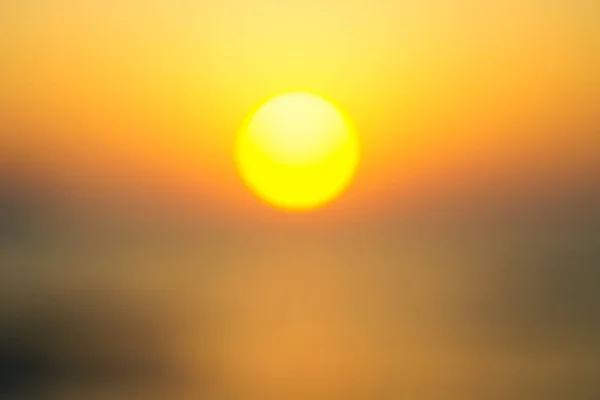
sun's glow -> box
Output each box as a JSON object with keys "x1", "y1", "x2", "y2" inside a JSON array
[{"x1": 237, "y1": 92, "x2": 360, "y2": 211}]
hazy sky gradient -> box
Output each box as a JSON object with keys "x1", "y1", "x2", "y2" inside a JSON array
[{"x1": 2, "y1": 0, "x2": 599, "y2": 214}]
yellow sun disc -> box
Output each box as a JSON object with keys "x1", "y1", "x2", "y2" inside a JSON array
[{"x1": 237, "y1": 92, "x2": 360, "y2": 211}]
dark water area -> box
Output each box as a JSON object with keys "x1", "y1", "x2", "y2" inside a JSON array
[{"x1": 1, "y1": 179, "x2": 599, "y2": 399}]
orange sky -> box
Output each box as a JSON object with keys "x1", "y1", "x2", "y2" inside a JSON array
[{"x1": 1, "y1": 0, "x2": 599, "y2": 215}]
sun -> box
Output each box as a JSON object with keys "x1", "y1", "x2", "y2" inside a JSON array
[{"x1": 236, "y1": 92, "x2": 360, "y2": 211}]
